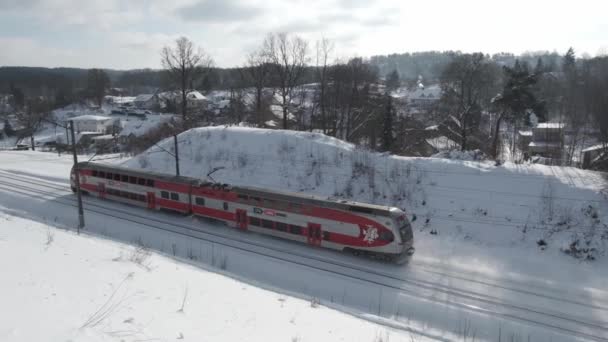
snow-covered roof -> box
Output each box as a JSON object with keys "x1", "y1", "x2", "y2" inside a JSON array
[
  {"x1": 187, "y1": 91, "x2": 207, "y2": 100},
  {"x1": 426, "y1": 136, "x2": 458, "y2": 150},
  {"x1": 536, "y1": 123, "x2": 564, "y2": 129},
  {"x1": 91, "y1": 135, "x2": 115, "y2": 141},
  {"x1": 425, "y1": 125, "x2": 438, "y2": 131},
  {"x1": 134, "y1": 94, "x2": 155, "y2": 102},
  {"x1": 529, "y1": 141, "x2": 561, "y2": 147},
  {"x1": 407, "y1": 84, "x2": 442, "y2": 100},
  {"x1": 582, "y1": 144, "x2": 606, "y2": 153},
  {"x1": 518, "y1": 130, "x2": 533, "y2": 136},
  {"x1": 157, "y1": 91, "x2": 179, "y2": 100},
  {"x1": 69, "y1": 115, "x2": 112, "y2": 122}
]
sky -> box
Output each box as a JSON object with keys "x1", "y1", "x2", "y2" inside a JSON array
[{"x1": 0, "y1": 0, "x2": 607, "y2": 69}]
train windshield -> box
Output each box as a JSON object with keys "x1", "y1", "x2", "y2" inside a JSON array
[{"x1": 396, "y1": 214, "x2": 413, "y2": 242}]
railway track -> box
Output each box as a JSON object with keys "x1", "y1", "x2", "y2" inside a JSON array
[{"x1": 1, "y1": 170, "x2": 607, "y2": 341}]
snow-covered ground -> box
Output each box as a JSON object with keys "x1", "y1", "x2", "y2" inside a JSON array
[
  {"x1": 2, "y1": 126, "x2": 608, "y2": 341},
  {"x1": 126, "y1": 127, "x2": 608, "y2": 261},
  {"x1": 1, "y1": 212, "x2": 415, "y2": 342}
]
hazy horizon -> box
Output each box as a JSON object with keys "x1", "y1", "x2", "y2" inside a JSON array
[{"x1": 1, "y1": 0, "x2": 607, "y2": 69}]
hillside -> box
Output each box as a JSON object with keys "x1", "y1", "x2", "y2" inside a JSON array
[{"x1": 122, "y1": 126, "x2": 608, "y2": 261}]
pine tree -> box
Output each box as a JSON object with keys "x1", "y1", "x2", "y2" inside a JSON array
[
  {"x1": 381, "y1": 94, "x2": 394, "y2": 152},
  {"x1": 3, "y1": 119, "x2": 15, "y2": 137},
  {"x1": 534, "y1": 57, "x2": 544, "y2": 75},
  {"x1": 385, "y1": 69, "x2": 400, "y2": 91},
  {"x1": 563, "y1": 47, "x2": 576, "y2": 73}
]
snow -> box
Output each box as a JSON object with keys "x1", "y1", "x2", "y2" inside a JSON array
[
  {"x1": 68, "y1": 115, "x2": 112, "y2": 122},
  {"x1": 3, "y1": 127, "x2": 608, "y2": 341},
  {"x1": 134, "y1": 94, "x2": 154, "y2": 102},
  {"x1": 425, "y1": 136, "x2": 458, "y2": 150},
  {"x1": 518, "y1": 130, "x2": 533, "y2": 137},
  {"x1": 91, "y1": 134, "x2": 115, "y2": 141},
  {"x1": 105, "y1": 96, "x2": 136, "y2": 104},
  {"x1": 187, "y1": 91, "x2": 206, "y2": 100},
  {"x1": 582, "y1": 144, "x2": 606, "y2": 152},
  {"x1": 529, "y1": 141, "x2": 562, "y2": 147},
  {"x1": 536, "y1": 123, "x2": 565, "y2": 129},
  {"x1": 0, "y1": 213, "x2": 415, "y2": 342},
  {"x1": 118, "y1": 115, "x2": 174, "y2": 138}
]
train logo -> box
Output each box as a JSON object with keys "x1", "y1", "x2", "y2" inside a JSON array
[{"x1": 362, "y1": 226, "x2": 379, "y2": 244}]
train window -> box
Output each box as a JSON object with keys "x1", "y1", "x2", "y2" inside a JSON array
[
  {"x1": 289, "y1": 225, "x2": 302, "y2": 235},
  {"x1": 138, "y1": 194, "x2": 146, "y2": 202},
  {"x1": 106, "y1": 173, "x2": 112, "y2": 179},
  {"x1": 195, "y1": 197, "x2": 205, "y2": 206},
  {"x1": 379, "y1": 231, "x2": 394, "y2": 242},
  {"x1": 264, "y1": 199, "x2": 276, "y2": 207},
  {"x1": 129, "y1": 176, "x2": 136, "y2": 184},
  {"x1": 99, "y1": 171, "x2": 105, "y2": 178},
  {"x1": 237, "y1": 194, "x2": 248, "y2": 201},
  {"x1": 120, "y1": 175, "x2": 127, "y2": 182},
  {"x1": 170, "y1": 193, "x2": 179, "y2": 201},
  {"x1": 113, "y1": 174, "x2": 120, "y2": 181},
  {"x1": 92, "y1": 170, "x2": 98, "y2": 177},
  {"x1": 261, "y1": 219, "x2": 274, "y2": 229},
  {"x1": 161, "y1": 191, "x2": 169, "y2": 199},
  {"x1": 276, "y1": 222, "x2": 288, "y2": 232},
  {"x1": 349, "y1": 206, "x2": 373, "y2": 214},
  {"x1": 290, "y1": 203, "x2": 302, "y2": 211},
  {"x1": 138, "y1": 178, "x2": 146, "y2": 185},
  {"x1": 249, "y1": 217, "x2": 260, "y2": 226},
  {"x1": 252, "y1": 196, "x2": 261, "y2": 202},
  {"x1": 323, "y1": 231, "x2": 331, "y2": 241},
  {"x1": 146, "y1": 179, "x2": 154, "y2": 187},
  {"x1": 223, "y1": 202, "x2": 228, "y2": 210}
]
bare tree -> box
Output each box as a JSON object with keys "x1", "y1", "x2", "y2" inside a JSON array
[
  {"x1": 439, "y1": 53, "x2": 498, "y2": 151},
  {"x1": 16, "y1": 98, "x2": 52, "y2": 150},
  {"x1": 243, "y1": 49, "x2": 272, "y2": 126},
  {"x1": 161, "y1": 37, "x2": 213, "y2": 122},
  {"x1": 86, "y1": 69, "x2": 110, "y2": 107},
  {"x1": 315, "y1": 38, "x2": 333, "y2": 134},
  {"x1": 264, "y1": 33, "x2": 308, "y2": 129}
]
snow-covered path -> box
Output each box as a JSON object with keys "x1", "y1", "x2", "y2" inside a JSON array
[{"x1": 2, "y1": 151, "x2": 608, "y2": 341}]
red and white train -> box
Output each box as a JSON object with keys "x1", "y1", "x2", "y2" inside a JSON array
[{"x1": 71, "y1": 162, "x2": 415, "y2": 263}]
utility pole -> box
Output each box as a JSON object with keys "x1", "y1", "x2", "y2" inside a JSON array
[
  {"x1": 174, "y1": 134, "x2": 180, "y2": 176},
  {"x1": 70, "y1": 120, "x2": 85, "y2": 232}
]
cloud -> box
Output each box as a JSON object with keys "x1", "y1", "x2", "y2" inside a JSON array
[{"x1": 176, "y1": 0, "x2": 262, "y2": 22}]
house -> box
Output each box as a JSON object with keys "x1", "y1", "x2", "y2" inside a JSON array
[
  {"x1": 528, "y1": 123, "x2": 564, "y2": 159},
  {"x1": 581, "y1": 144, "x2": 606, "y2": 169},
  {"x1": 186, "y1": 91, "x2": 207, "y2": 109},
  {"x1": 133, "y1": 94, "x2": 158, "y2": 110},
  {"x1": 518, "y1": 130, "x2": 533, "y2": 152},
  {"x1": 406, "y1": 84, "x2": 441, "y2": 111},
  {"x1": 67, "y1": 115, "x2": 114, "y2": 133}
]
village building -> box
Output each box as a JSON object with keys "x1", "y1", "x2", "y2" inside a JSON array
[{"x1": 528, "y1": 123, "x2": 564, "y2": 160}]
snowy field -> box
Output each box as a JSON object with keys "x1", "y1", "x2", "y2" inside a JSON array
[
  {"x1": 0, "y1": 214, "x2": 413, "y2": 342},
  {"x1": 1, "y1": 126, "x2": 608, "y2": 341}
]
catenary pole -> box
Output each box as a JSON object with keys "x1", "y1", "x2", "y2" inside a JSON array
[
  {"x1": 70, "y1": 120, "x2": 85, "y2": 232},
  {"x1": 174, "y1": 134, "x2": 180, "y2": 176}
]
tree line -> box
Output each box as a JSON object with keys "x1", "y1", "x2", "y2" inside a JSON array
[{"x1": 2, "y1": 34, "x2": 608, "y2": 164}]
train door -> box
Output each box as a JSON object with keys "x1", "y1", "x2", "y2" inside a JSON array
[
  {"x1": 236, "y1": 209, "x2": 248, "y2": 230},
  {"x1": 307, "y1": 223, "x2": 322, "y2": 246},
  {"x1": 98, "y1": 183, "x2": 106, "y2": 199},
  {"x1": 147, "y1": 192, "x2": 156, "y2": 209}
]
